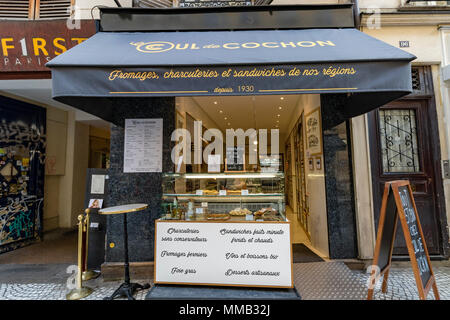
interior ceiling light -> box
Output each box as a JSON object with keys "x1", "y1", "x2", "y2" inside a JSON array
[
  {"x1": 277, "y1": 114, "x2": 280, "y2": 117},
  {"x1": 279, "y1": 106, "x2": 282, "y2": 110},
  {"x1": 280, "y1": 97, "x2": 284, "y2": 100},
  {"x1": 214, "y1": 101, "x2": 218, "y2": 105},
  {"x1": 219, "y1": 110, "x2": 223, "y2": 113}
]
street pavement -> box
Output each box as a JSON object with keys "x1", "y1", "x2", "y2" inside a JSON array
[{"x1": 0, "y1": 262, "x2": 449, "y2": 300}]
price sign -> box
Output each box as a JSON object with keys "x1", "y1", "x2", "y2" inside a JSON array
[{"x1": 155, "y1": 220, "x2": 293, "y2": 288}]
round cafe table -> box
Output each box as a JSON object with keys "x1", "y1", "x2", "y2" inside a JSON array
[{"x1": 99, "y1": 203, "x2": 150, "y2": 300}]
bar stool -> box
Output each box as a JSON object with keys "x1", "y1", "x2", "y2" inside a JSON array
[{"x1": 99, "y1": 203, "x2": 150, "y2": 300}]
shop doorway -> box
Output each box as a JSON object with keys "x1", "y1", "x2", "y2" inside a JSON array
[
  {"x1": 368, "y1": 67, "x2": 447, "y2": 257},
  {"x1": 176, "y1": 95, "x2": 314, "y2": 248}
]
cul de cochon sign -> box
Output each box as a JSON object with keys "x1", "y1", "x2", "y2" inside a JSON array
[{"x1": 0, "y1": 20, "x2": 95, "y2": 73}]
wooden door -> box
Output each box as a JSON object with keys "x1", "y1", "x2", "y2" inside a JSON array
[{"x1": 369, "y1": 97, "x2": 445, "y2": 256}]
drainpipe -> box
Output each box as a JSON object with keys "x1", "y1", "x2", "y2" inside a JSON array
[{"x1": 352, "y1": 0, "x2": 361, "y2": 30}]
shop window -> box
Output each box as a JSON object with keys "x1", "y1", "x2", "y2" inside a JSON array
[
  {"x1": 0, "y1": 0, "x2": 73, "y2": 20},
  {"x1": 403, "y1": 0, "x2": 450, "y2": 7},
  {"x1": 35, "y1": 0, "x2": 72, "y2": 20},
  {"x1": 378, "y1": 108, "x2": 421, "y2": 173},
  {"x1": 0, "y1": 0, "x2": 33, "y2": 20},
  {"x1": 411, "y1": 68, "x2": 422, "y2": 92},
  {"x1": 410, "y1": 66, "x2": 432, "y2": 95}
]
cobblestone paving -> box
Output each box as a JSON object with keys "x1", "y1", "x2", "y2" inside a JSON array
[
  {"x1": 352, "y1": 266, "x2": 450, "y2": 300},
  {"x1": 0, "y1": 262, "x2": 449, "y2": 300},
  {"x1": 0, "y1": 276, "x2": 153, "y2": 300}
]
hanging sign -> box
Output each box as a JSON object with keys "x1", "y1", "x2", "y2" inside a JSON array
[{"x1": 367, "y1": 180, "x2": 440, "y2": 300}]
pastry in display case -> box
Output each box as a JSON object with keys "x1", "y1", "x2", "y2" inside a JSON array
[{"x1": 161, "y1": 172, "x2": 286, "y2": 222}]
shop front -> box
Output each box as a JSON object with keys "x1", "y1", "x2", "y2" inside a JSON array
[
  {"x1": 0, "y1": 19, "x2": 96, "y2": 253},
  {"x1": 46, "y1": 4, "x2": 415, "y2": 294}
]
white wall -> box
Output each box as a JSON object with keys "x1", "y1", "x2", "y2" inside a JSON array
[
  {"x1": 285, "y1": 94, "x2": 330, "y2": 258},
  {"x1": 58, "y1": 111, "x2": 89, "y2": 228},
  {"x1": 74, "y1": 0, "x2": 133, "y2": 19},
  {"x1": 358, "y1": 24, "x2": 450, "y2": 258},
  {"x1": 43, "y1": 106, "x2": 68, "y2": 231},
  {"x1": 176, "y1": 97, "x2": 222, "y2": 130}
]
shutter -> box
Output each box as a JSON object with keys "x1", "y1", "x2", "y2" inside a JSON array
[
  {"x1": 253, "y1": 0, "x2": 272, "y2": 5},
  {"x1": 136, "y1": 0, "x2": 173, "y2": 8},
  {"x1": 35, "y1": 0, "x2": 72, "y2": 19},
  {"x1": 0, "y1": 0, "x2": 34, "y2": 20}
]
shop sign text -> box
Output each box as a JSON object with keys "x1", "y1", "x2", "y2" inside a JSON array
[{"x1": 0, "y1": 20, "x2": 95, "y2": 72}]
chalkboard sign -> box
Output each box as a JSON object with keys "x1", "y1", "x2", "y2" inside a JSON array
[
  {"x1": 84, "y1": 168, "x2": 108, "y2": 271},
  {"x1": 368, "y1": 181, "x2": 439, "y2": 300},
  {"x1": 375, "y1": 186, "x2": 398, "y2": 274},
  {"x1": 397, "y1": 185, "x2": 432, "y2": 288},
  {"x1": 225, "y1": 146, "x2": 245, "y2": 172}
]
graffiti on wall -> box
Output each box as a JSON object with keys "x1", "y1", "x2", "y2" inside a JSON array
[
  {"x1": 0, "y1": 195, "x2": 43, "y2": 246},
  {"x1": 0, "y1": 119, "x2": 46, "y2": 164},
  {"x1": 0, "y1": 105, "x2": 46, "y2": 252}
]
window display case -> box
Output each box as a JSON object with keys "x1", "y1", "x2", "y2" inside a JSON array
[
  {"x1": 156, "y1": 172, "x2": 292, "y2": 288},
  {"x1": 161, "y1": 172, "x2": 286, "y2": 222}
]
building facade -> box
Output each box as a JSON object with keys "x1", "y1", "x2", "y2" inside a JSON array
[{"x1": 0, "y1": 0, "x2": 449, "y2": 265}]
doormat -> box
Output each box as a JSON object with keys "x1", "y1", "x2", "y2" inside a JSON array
[{"x1": 292, "y1": 244, "x2": 324, "y2": 263}]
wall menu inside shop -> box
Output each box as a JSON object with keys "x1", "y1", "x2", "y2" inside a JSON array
[
  {"x1": 154, "y1": 221, "x2": 293, "y2": 288},
  {"x1": 124, "y1": 118, "x2": 162, "y2": 173},
  {"x1": 226, "y1": 146, "x2": 245, "y2": 172}
]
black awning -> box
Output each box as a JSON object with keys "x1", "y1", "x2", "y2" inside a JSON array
[{"x1": 47, "y1": 28, "x2": 415, "y2": 127}]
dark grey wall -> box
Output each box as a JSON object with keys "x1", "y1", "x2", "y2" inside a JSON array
[
  {"x1": 321, "y1": 95, "x2": 358, "y2": 259},
  {"x1": 105, "y1": 97, "x2": 175, "y2": 262}
]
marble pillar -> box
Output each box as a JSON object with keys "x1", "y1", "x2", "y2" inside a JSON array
[{"x1": 105, "y1": 97, "x2": 175, "y2": 262}]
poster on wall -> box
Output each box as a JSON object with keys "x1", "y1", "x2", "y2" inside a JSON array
[
  {"x1": 305, "y1": 107, "x2": 322, "y2": 155},
  {"x1": 124, "y1": 119, "x2": 163, "y2": 173},
  {"x1": 88, "y1": 199, "x2": 103, "y2": 209},
  {"x1": 90, "y1": 174, "x2": 105, "y2": 194}
]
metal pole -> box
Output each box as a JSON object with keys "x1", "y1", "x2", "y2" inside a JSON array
[
  {"x1": 123, "y1": 212, "x2": 130, "y2": 284},
  {"x1": 82, "y1": 208, "x2": 101, "y2": 281},
  {"x1": 66, "y1": 215, "x2": 93, "y2": 300},
  {"x1": 352, "y1": 0, "x2": 361, "y2": 30}
]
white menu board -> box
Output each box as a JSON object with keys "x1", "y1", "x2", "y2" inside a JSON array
[
  {"x1": 155, "y1": 221, "x2": 292, "y2": 288},
  {"x1": 124, "y1": 119, "x2": 162, "y2": 173}
]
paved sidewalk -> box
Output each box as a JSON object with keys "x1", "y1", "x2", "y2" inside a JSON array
[{"x1": 0, "y1": 262, "x2": 449, "y2": 300}]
